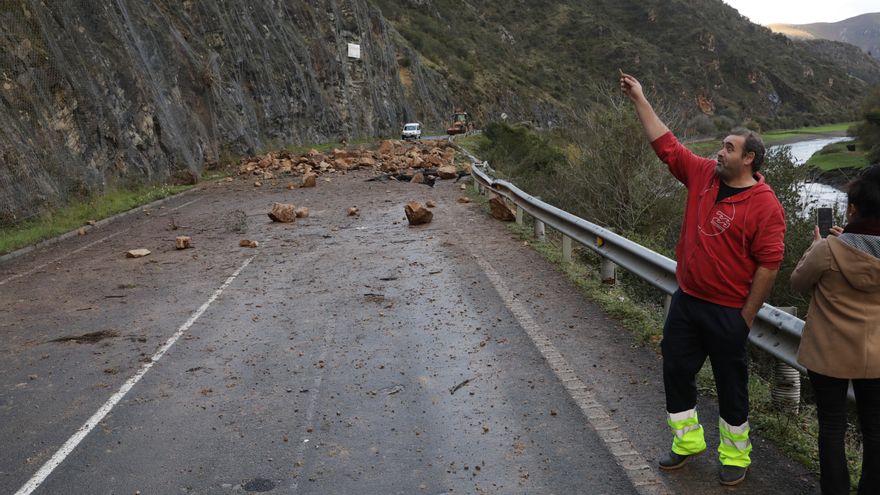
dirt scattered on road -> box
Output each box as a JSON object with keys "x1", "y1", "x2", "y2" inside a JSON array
[{"x1": 49, "y1": 330, "x2": 119, "y2": 344}]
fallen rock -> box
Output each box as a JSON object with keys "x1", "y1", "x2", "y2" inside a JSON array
[
  {"x1": 378, "y1": 140, "x2": 394, "y2": 155},
  {"x1": 253, "y1": 181, "x2": 262, "y2": 187},
  {"x1": 347, "y1": 207, "x2": 359, "y2": 216},
  {"x1": 77, "y1": 228, "x2": 87, "y2": 236},
  {"x1": 405, "y1": 201, "x2": 433, "y2": 226},
  {"x1": 268, "y1": 203, "x2": 296, "y2": 223},
  {"x1": 457, "y1": 196, "x2": 471, "y2": 204},
  {"x1": 410, "y1": 172, "x2": 425, "y2": 184},
  {"x1": 86, "y1": 220, "x2": 96, "y2": 226},
  {"x1": 239, "y1": 239, "x2": 259, "y2": 248},
  {"x1": 489, "y1": 196, "x2": 516, "y2": 221},
  {"x1": 126, "y1": 249, "x2": 151, "y2": 258},
  {"x1": 460, "y1": 184, "x2": 467, "y2": 190},
  {"x1": 295, "y1": 207, "x2": 309, "y2": 218},
  {"x1": 175, "y1": 236, "x2": 192, "y2": 249},
  {"x1": 426, "y1": 200, "x2": 436, "y2": 208},
  {"x1": 438, "y1": 165, "x2": 457, "y2": 180},
  {"x1": 287, "y1": 182, "x2": 296, "y2": 190},
  {"x1": 301, "y1": 172, "x2": 317, "y2": 188}
]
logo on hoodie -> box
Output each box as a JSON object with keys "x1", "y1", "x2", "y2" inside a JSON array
[{"x1": 701, "y1": 206, "x2": 735, "y2": 236}]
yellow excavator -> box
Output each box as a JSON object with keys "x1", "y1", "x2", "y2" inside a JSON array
[{"x1": 446, "y1": 111, "x2": 473, "y2": 135}]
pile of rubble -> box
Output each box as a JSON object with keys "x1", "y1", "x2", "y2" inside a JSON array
[{"x1": 237, "y1": 139, "x2": 463, "y2": 182}]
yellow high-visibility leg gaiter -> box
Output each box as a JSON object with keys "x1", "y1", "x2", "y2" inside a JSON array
[
  {"x1": 667, "y1": 409, "x2": 706, "y2": 455},
  {"x1": 718, "y1": 418, "x2": 752, "y2": 467}
]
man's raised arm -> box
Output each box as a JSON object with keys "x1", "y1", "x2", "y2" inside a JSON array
[{"x1": 620, "y1": 72, "x2": 669, "y2": 142}]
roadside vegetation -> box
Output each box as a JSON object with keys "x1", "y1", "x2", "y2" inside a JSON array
[
  {"x1": 0, "y1": 184, "x2": 192, "y2": 256},
  {"x1": 849, "y1": 85, "x2": 880, "y2": 165},
  {"x1": 458, "y1": 100, "x2": 863, "y2": 485}
]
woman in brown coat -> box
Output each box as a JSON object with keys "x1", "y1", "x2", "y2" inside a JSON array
[{"x1": 791, "y1": 164, "x2": 880, "y2": 495}]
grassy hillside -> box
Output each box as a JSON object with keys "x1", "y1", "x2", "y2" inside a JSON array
[
  {"x1": 371, "y1": 0, "x2": 880, "y2": 133},
  {"x1": 770, "y1": 13, "x2": 880, "y2": 60}
]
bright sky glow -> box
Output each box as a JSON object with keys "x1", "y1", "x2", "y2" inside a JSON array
[{"x1": 722, "y1": 0, "x2": 878, "y2": 25}]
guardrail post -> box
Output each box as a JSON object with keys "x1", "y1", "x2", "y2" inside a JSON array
[
  {"x1": 562, "y1": 235, "x2": 572, "y2": 262},
  {"x1": 663, "y1": 294, "x2": 672, "y2": 319},
  {"x1": 534, "y1": 219, "x2": 545, "y2": 241},
  {"x1": 771, "y1": 306, "x2": 801, "y2": 414},
  {"x1": 516, "y1": 206, "x2": 523, "y2": 225},
  {"x1": 596, "y1": 233, "x2": 617, "y2": 285},
  {"x1": 600, "y1": 258, "x2": 616, "y2": 284}
]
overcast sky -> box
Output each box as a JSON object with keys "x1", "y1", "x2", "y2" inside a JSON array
[{"x1": 722, "y1": 0, "x2": 878, "y2": 25}]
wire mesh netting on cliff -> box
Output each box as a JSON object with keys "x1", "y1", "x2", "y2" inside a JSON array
[{"x1": 1, "y1": 5, "x2": 71, "y2": 225}]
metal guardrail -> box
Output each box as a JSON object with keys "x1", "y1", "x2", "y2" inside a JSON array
[{"x1": 467, "y1": 161, "x2": 808, "y2": 374}]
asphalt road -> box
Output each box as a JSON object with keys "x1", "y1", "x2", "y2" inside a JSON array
[{"x1": 0, "y1": 170, "x2": 818, "y2": 494}]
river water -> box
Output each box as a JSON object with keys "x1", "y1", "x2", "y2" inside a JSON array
[{"x1": 773, "y1": 136, "x2": 853, "y2": 216}]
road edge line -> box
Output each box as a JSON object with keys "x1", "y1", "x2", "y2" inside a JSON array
[
  {"x1": 13, "y1": 255, "x2": 255, "y2": 495},
  {"x1": 468, "y1": 250, "x2": 671, "y2": 495},
  {"x1": 0, "y1": 185, "x2": 204, "y2": 265}
]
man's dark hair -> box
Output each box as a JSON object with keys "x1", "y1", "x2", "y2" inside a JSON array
[
  {"x1": 730, "y1": 128, "x2": 765, "y2": 172},
  {"x1": 847, "y1": 164, "x2": 880, "y2": 219}
]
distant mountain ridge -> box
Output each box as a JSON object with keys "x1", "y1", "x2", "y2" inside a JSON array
[
  {"x1": 371, "y1": 0, "x2": 880, "y2": 134},
  {"x1": 770, "y1": 12, "x2": 880, "y2": 59}
]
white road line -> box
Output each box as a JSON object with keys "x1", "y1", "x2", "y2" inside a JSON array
[
  {"x1": 162, "y1": 197, "x2": 203, "y2": 214},
  {"x1": 466, "y1": 249, "x2": 672, "y2": 495},
  {"x1": 0, "y1": 230, "x2": 128, "y2": 287},
  {"x1": 14, "y1": 256, "x2": 255, "y2": 495},
  {"x1": 0, "y1": 196, "x2": 201, "y2": 287}
]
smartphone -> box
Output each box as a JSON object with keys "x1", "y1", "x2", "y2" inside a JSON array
[{"x1": 817, "y1": 207, "x2": 833, "y2": 238}]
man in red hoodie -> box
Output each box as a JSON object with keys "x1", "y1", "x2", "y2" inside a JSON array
[{"x1": 620, "y1": 73, "x2": 786, "y2": 486}]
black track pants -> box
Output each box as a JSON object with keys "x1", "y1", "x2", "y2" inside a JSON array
[
  {"x1": 661, "y1": 289, "x2": 750, "y2": 425},
  {"x1": 809, "y1": 370, "x2": 880, "y2": 495}
]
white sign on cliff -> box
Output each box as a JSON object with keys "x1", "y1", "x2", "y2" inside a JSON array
[{"x1": 347, "y1": 43, "x2": 361, "y2": 59}]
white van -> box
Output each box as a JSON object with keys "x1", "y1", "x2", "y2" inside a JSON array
[{"x1": 401, "y1": 122, "x2": 422, "y2": 140}]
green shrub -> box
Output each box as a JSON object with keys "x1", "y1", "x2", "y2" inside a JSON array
[
  {"x1": 851, "y1": 85, "x2": 880, "y2": 164},
  {"x1": 687, "y1": 114, "x2": 715, "y2": 137},
  {"x1": 744, "y1": 118, "x2": 762, "y2": 132}
]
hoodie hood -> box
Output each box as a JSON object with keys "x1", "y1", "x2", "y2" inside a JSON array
[{"x1": 829, "y1": 235, "x2": 880, "y2": 291}]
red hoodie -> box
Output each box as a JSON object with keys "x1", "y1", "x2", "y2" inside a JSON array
[{"x1": 652, "y1": 132, "x2": 786, "y2": 308}]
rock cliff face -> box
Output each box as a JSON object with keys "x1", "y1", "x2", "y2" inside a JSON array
[{"x1": 0, "y1": 1, "x2": 452, "y2": 222}]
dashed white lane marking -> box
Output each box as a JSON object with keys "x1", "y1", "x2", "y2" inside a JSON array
[
  {"x1": 0, "y1": 230, "x2": 128, "y2": 286},
  {"x1": 467, "y1": 249, "x2": 671, "y2": 495},
  {"x1": 14, "y1": 256, "x2": 256, "y2": 495}
]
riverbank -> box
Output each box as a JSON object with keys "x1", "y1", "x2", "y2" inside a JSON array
[
  {"x1": 686, "y1": 122, "x2": 853, "y2": 156},
  {"x1": 767, "y1": 129, "x2": 848, "y2": 146}
]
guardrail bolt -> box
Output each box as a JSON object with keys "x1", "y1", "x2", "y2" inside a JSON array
[
  {"x1": 771, "y1": 306, "x2": 801, "y2": 414},
  {"x1": 534, "y1": 220, "x2": 545, "y2": 241},
  {"x1": 562, "y1": 235, "x2": 572, "y2": 262}
]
